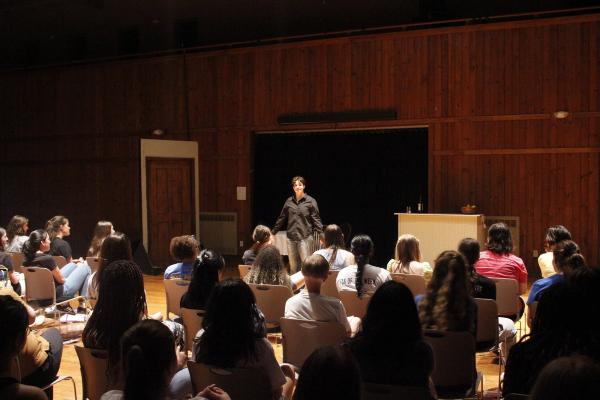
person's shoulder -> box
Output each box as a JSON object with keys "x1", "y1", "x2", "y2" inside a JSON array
[
  {"x1": 507, "y1": 253, "x2": 525, "y2": 264},
  {"x1": 337, "y1": 264, "x2": 357, "y2": 276}
]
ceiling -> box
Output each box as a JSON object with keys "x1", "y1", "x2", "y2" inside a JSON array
[{"x1": 1, "y1": 0, "x2": 599, "y2": 69}]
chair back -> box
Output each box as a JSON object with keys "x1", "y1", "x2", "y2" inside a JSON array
[
  {"x1": 164, "y1": 278, "x2": 190, "y2": 319},
  {"x1": 362, "y1": 382, "x2": 434, "y2": 400},
  {"x1": 187, "y1": 361, "x2": 272, "y2": 400},
  {"x1": 8, "y1": 252, "x2": 25, "y2": 273},
  {"x1": 321, "y1": 270, "x2": 340, "y2": 299},
  {"x1": 280, "y1": 317, "x2": 346, "y2": 368},
  {"x1": 75, "y1": 346, "x2": 109, "y2": 400},
  {"x1": 219, "y1": 265, "x2": 240, "y2": 281},
  {"x1": 52, "y1": 255, "x2": 68, "y2": 268},
  {"x1": 391, "y1": 273, "x2": 426, "y2": 296},
  {"x1": 474, "y1": 298, "x2": 499, "y2": 349},
  {"x1": 424, "y1": 330, "x2": 476, "y2": 392},
  {"x1": 248, "y1": 283, "x2": 293, "y2": 327},
  {"x1": 339, "y1": 290, "x2": 370, "y2": 318},
  {"x1": 492, "y1": 278, "x2": 520, "y2": 317},
  {"x1": 238, "y1": 265, "x2": 252, "y2": 279},
  {"x1": 529, "y1": 301, "x2": 538, "y2": 323},
  {"x1": 86, "y1": 257, "x2": 101, "y2": 272},
  {"x1": 23, "y1": 267, "x2": 56, "y2": 304},
  {"x1": 181, "y1": 308, "x2": 205, "y2": 352}
]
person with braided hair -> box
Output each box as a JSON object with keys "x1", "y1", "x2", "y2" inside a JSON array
[{"x1": 335, "y1": 235, "x2": 391, "y2": 298}]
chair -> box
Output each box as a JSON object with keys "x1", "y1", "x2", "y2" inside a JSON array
[
  {"x1": 75, "y1": 346, "x2": 109, "y2": 400},
  {"x1": 181, "y1": 307, "x2": 205, "y2": 352},
  {"x1": 492, "y1": 278, "x2": 520, "y2": 318},
  {"x1": 362, "y1": 382, "x2": 434, "y2": 400},
  {"x1": 280, "y1": 317, "x2": 347, "y2": 369},
  {"x1": 52, "y1": 255, "x2": 68, "y2": 268},
  {"x1": 474, "y1": 298, "x2": 499, "y2": 351},
  {"x1": 527, "y1": 301, "x2": 538, "y2": 328},
  {"x1": 86, "y1": 257, "x2": 101, "y2": 272},
  {"x1": 321, "y1": 270, "x2": 340, "y2": 299},
  {"x1": 339, "y1": 290, "x2": 370, "y2": 319},
  {"x1": 23, "y1": 266, "x2": 85, "y2": 314},
  {"x1": 12, "y1": 356, "x2": 77, "y2": 399},
  {"x1": 424, "y1": 329, "x2": 483, "y2": 399},
  {"x1": 238, "y1": 264, "x2": 252, "y2": 279},
  {"x1": 219, "y1": 265, "x2": 241, "y2": 281},
  {"x1": 187, "y1": 360, "x2": 273, "y2": 399},
  {"x1": 391, "y1": 273, "x2": 426, "y2": 296},
  {"x1": 164, "y1": 277, "x2": 190, "y2": 319},
  {"x1": 248, "y1": 283, "x2": 293, "y2": 328},
  {"x1": 8, "y1": 252, "x2": 25, "y2": 273}
]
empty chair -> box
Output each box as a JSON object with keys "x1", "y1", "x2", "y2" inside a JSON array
[
  {"x1": 163, "y1": 277, "x2": 190, "y2": 319},
  {"x1": 321, "y1": 270, "x2": 340, "y2": 299},
  {"x1": 181, "y1": 308, "x2": 205, "y2": 352},
  {"x1": 248, "y1": 283, "x2": 293, "y2": 328},
  {"x1": 280, "y1": 318, "x2": 347, "y2": 369},
  {"x1": 238, "y1": 264, "x2": 251, "y2": 279},
  {"x1": 75, "y1": 346, "x2": 109, "y2": 400},
  {"x1": 339, "y1": 290, "x2": 370, "y2": 319},
  {"x1": 424, "y1": 330, "x2": 482, "y2": 399},
  {"x1": 391, "y1": 273, "x2": 426, "y2": 296},
  {"x1": 187, "y1": 360, "x2": 272, "y2": 400},
  {"x1": 362, "y1": 382, "x2": 434, "y2": 400}
]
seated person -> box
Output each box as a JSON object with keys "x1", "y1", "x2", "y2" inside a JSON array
[
  {"x1": 336, "y1": 235, "x2": 391, "y2": 298},
  {"x1": 46, "y1": 216, "x2": 76, "y2": 264},
  {"x1": 0, "y1": 295, "x2": 47, "y2": 400},
  {"x1": 244, "y1": 245, "x2": 304, "y2": 291},
  {"x1": 313, "y1": 224, "x2": 354, "y2": 271},
  {"x1": 530, "y1": 355, "x2": 600, "y2": 400},
  {"x1": 86, "y1": 232, "x2": 132, "y2": 300},
  {"x1": 164, "y1": 235, "x2": 201, "y2": 280},
  {"x1": 6, "y1": 215, "x2": 29, "y2": 253},
  {"x1": 458, "y1": 238, "x2": 496, "y2": 300},
  {"x1": 87, "y1": 221, "x2": 114, "y2": 258},
  {"x1": 386, "y1": 234, "x2": 432, "y2": 280},
  {"x1": 537, "y1": 225, "x2": 572, "y2": 278},
  {"x1": 180, "y1": 250, "x2": 224, "y2": 310},
  {"x1": 242, "y1": 225, "x2": 273, "y2": 266},
  {"x1": 285, "y1": 254, "x2": 360, "y2": 336},
  {"x1": 0, "y1": 227, "x2": 21, "y2": 294}
]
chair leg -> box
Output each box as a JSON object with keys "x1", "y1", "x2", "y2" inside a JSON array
[{"x1": 41, "y1": 375, "x2": 77, "y2": 400}]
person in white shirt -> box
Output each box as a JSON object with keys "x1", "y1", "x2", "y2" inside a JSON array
[
  {"x1": 538, "y1": 225, "x2": 572, "y2": 278},
  {"x1": 313, "y1": 224, "x2": 354, "y2": 271},
  {"x1": 336, "y1": 235, "x2": 391, "y2": 298},
  {"x1": 285, "y1": 254, "x2": 360, "y2": 335},
  {"x1": 386, "y1": 234, "x2": 432, "y2": 280}
]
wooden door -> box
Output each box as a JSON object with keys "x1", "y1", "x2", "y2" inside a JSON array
[{"x1": 147, "y1": 158, "x2": 195, "y2": 267}]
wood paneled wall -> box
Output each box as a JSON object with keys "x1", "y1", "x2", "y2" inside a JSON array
[{"x1": 1, "y1": 14, "x2": 599, "y2": 271}]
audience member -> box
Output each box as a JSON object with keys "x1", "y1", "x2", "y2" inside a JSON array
[
  {"x1": 87, "y1": 221, "x2": 114, "y2": 257},
  {"x1": 244, "y1": 245, "x2": 304, "y2": 290},
  {"x1": 336, "y1": 235, "x2": 391, "y2": 298},
  {"x1": 45, "y1": 216, "x2": 75, "y2": 263},
  {"x1": 242, "y1": 225, "x2": 273, "y2": 265},
  {"x1": 458, "y1": 238, "x2": 496, "y2": 300},
  {"x1": 530, "y1": 355, "x2": 600, "y2": 400},
  {"x1": 313, "y1": 224, "x2": 354, "y2": 271},
  {"x1": 194, "y1": 280, "x2": 295, "y2": 400},
  {"x1": 347, "y1": 281, "x2": 434, "y2": 391},
  {"x1": 387, "y1": 234, "x2": 432, "y2": 279},
  {"x1": 285, "y1": 254, "x2": 360, "y2": 335},
  {"x1": 87, "y1": 232, "x2": 132, "y2": 299},
  {"x1": 6, "y1": 215, "x2": 29, "y2": 253},
  {"x1": 293, "y1": 346, "x2": 361, "y2": 400},
  {"x1": 0, "y1": 227, "x2": 21, "y2": 294},
  {"x1": 164, "y1": 235, "x2": 201, "y2": 279},
  {"x1": 180, "y1": 249, "x2": 224, "y2": 310},
  {"x1": 538, "y1": 225, "x2": 572, "y2": 278}
]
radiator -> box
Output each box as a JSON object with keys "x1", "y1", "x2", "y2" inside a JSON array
[{"x1": 199, "y1": 212, "x2": 238, "y2": 255}]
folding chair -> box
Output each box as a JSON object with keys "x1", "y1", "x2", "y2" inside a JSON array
[
  {"x1": 8, "y1": 252, "x2": 25, "y2": 273},
  {"x1": 86, "y1": 257, "x2": 101, "y2": 272},
  {"x1": 163, "y1": 277, "x2": 190, "y2": 319},
  {"x1": 187, "y1": 360, "x2": 273, "y2": 399},
  {"x1": 238, "y1": 264, "x2": 252, "y2": 279},
  {"x1": 424, "y1": 330, "x2": 483, "y2": 399},
  {"x1": 248, "y1": 283, "x2": 293, "y2": 329},
  {"x1": 23, "y1": 266, "x2": 86, "y2": 317},
  {"x1": 362, "y1": 382, "x2": 435, "y2": 400},
  {"x1": 391, "y1": 273, "x2": 426, "y2": 296},
  {"x1": 492, "y1": 278, "x2": 524, "y2": 338},
  {"x1": 474, "y1": 298, "x2": 503, "y2": 391},
  {"x1": 219, "y1": 265, "x2": 240, "y2": 281},
  {"x1": 13, "y1": 356, "x2": 77, "y2": 399},
  {"x1": 280, "y1": 317, "x2": 347, "y2": 369},
  {"x1": 321, "y1": 270, "x2": 340, "y2": 299},
  {"x1": 339, "y1": 290, "x2": 370, "y2": 319},
  {"x1": 527, "y1": 301, "x2": 538, "y2": 328},
  {"x1": 52, "y1": 255, "x2": 68, "y2": 268},
  {"x1": 75, "y1": 346, "x2": 109, "y2": 400},
  {"x1": 181, "y1": 307, "x2": 205, "y2": 352}
]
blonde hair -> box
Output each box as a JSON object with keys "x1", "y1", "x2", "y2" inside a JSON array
[{"x1": 390, "y1": 234, "x2": 421, "y2": 274}]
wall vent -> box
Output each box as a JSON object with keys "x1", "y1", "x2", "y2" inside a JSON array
[{"x1": 199, "y1": 212, "x2": 237, "y2": 255}]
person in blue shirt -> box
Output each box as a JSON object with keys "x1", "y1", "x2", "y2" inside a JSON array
[{"x1": 163, "y1": 235, "x2": 201, "y2": 279}]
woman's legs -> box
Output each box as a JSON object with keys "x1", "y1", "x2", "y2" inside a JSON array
[
  {"x1": 61, "y1": 262, "x2": 91, "y2": 297},
  {"x1": 168, "y1": 368, "x2": 192, "y2": 399}
]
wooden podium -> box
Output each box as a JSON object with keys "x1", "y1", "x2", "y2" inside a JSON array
[{"x1": 395, "y1": 213, "x2": 486, "y2": 266}]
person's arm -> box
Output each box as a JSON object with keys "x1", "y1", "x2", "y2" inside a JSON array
[
  {"x1": 272, "y1": 202, "x2": 288, "y2": 234},
  {"x1": 51, "y1": 266, "x2": 65, "y2": 285},
  {"x1": 290, "y1": 271, "x2": 304, "y2": 291},
  {"x1": 309, "y1": 198, "x2": 323, "y2": 233}
]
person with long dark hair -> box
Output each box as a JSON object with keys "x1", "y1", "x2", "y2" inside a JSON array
[
  {"x1": 336, "y1": 235, "x2": 391, "y2": 298},
  {"x1": 538, "y1": 225, "x2": 572, "y2": 278},
  {"x1": 347, "y1": 280, "x2": 434, "y2": 390},
  {"x1": 22, "y1": 229, "x2": 90, "y2": 299},
  {"x1": 6, "y1": 215, "x2": 29, "y2": 252},
  {"x1": 242, "y1": 225, "x2": 273, "y2": 265},
  {"x1": 313, "y1": 224, "x2": 354, "y2": 271},
  {"x1": 180, "y1": 249, "x2": 224, "y2": 310},
  {"x1": 87, "y1": 221, "x2": 114, "y2": 257},
  {"x1": 194, "y1": 280, "x2": 295, "y2": 399},
  {"x1": 87, "y1": 232, "x2": 132, "y2": 300}
]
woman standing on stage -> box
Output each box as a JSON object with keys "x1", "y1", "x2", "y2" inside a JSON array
[{"x1": 273, "y1": 176, "x2": 323, "y2": 273}]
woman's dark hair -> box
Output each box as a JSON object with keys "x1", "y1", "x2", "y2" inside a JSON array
[
  {"x1": 486, "y1": 223, "x2": 513, "y2": 254},
  {"x1": 196, "y1": 279, "x2": 265, "y2": 367},
  {"x1": 531, "y1": 355, "x2": 600, "y2": 400},
  {"x1": 244, "y1": 245, "x2": 290, "y2": 287},
  {"x1": 0, "y1": 295, "x2": 29, "y2": 366},
  {"x1": 250, "y1": 225, "x2": 272, "y2": 254},
  {"x1": 419, "y1": 250, "x2": 471, "y2": 331},
  {"x1": 88, "y1": 221, "x2": 113, "y2": 257},
  {"x1": 185, "y1": 249, "x2": 225, "y2": 309},
  {"x1": 552, "y1": 240, "x2": 586, "y2": 275},
  {"x1": 351, "y1": 235, "x2": 374, "y2": 298},
  {"x1": 121, "y1": 320, "x2": 176, "y2": 400},
  {"x1": 322, "y1": 224, "x2": 345, "y2": 267},
  {"x1": 82, "y1": 260, "x2": 147, "y2": 381},
  {"x1": 293, "y1": 345, "x2": 361, "y2": 400},
  {"x1": 545, "y1": 225, "x2": 572, "y2": 248},
  {"x1": 458, "y1": 237, "x2": 480, "y2": 289},
  {"x1": 362, "y1": 281, "x2": 422, "y2": 344},
  {"x1": 6, "y1": 215, "x2": 28, "y2": 243},
  {"x1": 0, "y1": 227, "x2": 7, "y2": 252},
  {"x1": 169, "y1": 235, "x2": 199, "y2": 261},
  {"x1": 22, "y1": 229, "x2": 49, "y2": 262},
  {"x1": 46, "y1": 215, "x2": 69, "y2": 241},
  {"x1": 93, "y1": 232, "x2": 132, "y2": 291}
]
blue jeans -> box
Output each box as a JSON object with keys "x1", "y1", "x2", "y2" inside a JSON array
[
  {"x1": 59, "y1": 262, "x2": 91, "y2": 298},
  {"x1": 287, "y1": 237, "x2": 313, "y2": 273}
]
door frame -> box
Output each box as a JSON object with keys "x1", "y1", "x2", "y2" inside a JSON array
[{"x1": 140, "y1": 139, "x2": 199, "y2": 251}]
